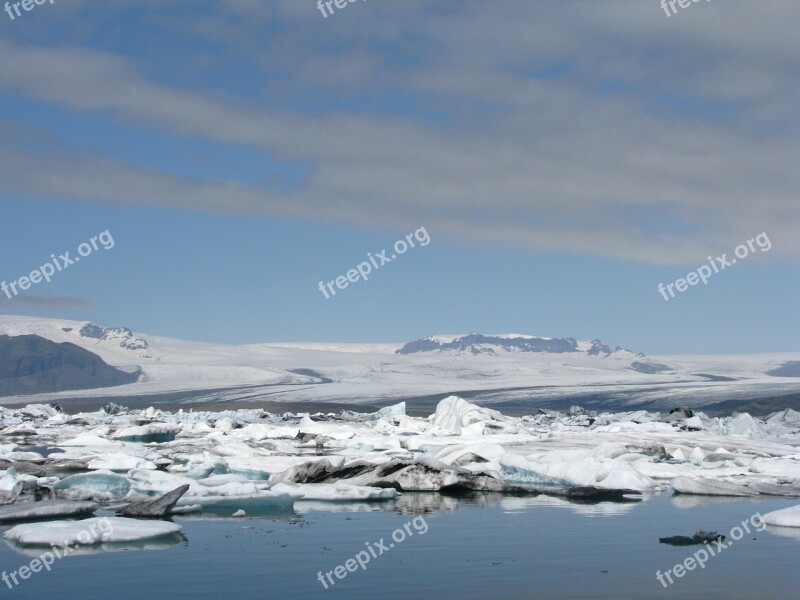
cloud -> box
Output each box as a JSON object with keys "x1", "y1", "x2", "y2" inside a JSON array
[
  {"x1": 0, "y1": 294, "x2": 95, "y2": 310},
  {"x1": 0, "y1": 2, "x2": 798, "y2": 264}
]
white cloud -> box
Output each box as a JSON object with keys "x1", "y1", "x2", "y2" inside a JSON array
[{"x1": 0, "y1": 1, "x2": 797, "y2": 264}]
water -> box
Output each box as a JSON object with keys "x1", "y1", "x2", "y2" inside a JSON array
[{"x1": 1, "y1": 493, "x2": 798, "y2": 599}]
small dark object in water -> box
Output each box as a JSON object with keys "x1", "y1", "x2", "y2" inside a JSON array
[{"x1": 659, "y1": 530, "x2": 725, "y2": 546}]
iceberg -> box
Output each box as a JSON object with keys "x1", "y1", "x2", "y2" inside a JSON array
[
  {"x1": 0, "y1": 468, "x2": 23, "y2": 503},
  {"x1": 431, "y1": 396, "x2": 514, "y2": 435},
  {"x1": 87, "y1": 453, "x2": 157, "y2": 472},
  {"x1": 762, "y1": 504, "x2": 800, "y2": 528},
  {"x1": 4, "y1": 517, "x2": 181, "y2": 545},
  {"x1": 53, "y1": 470, "x2": 132, "y2": 500},
  {"x1": 671, "y1": 477, "x2": 754, "y2": 496},
  {"x1": 0, "y1": 501, "x2": 98, "y2": 523},
  {"x1": 500, "y1": 453, "x2": 655, "y2": 491}
]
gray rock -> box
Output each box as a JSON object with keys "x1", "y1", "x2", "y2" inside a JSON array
[{"x1": 117, "y1": 484, "x2": 190, "y2": 518}]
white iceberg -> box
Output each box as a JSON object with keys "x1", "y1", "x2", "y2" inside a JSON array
[
  {"x1": 500, "y1": 453, "x2": 655, "y2": 491},
  {"x1": 762, "y1": 504, "x2": 800, "y2": 528},
  {"x1": 0, "y1": 468, "x2": 23, "y2": 504},
  {"x1": 87, "y1": 453, "x2": 157, "y2": 472},
  {"x1": 4, "y1": 517, "x2": 181, "y2": 545},
  {"x1": 431, "y1": 396, "x2": 514, "y2": 435}
]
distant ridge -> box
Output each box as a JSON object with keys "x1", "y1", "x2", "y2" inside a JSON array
[
  {"x1": 0, "y1": 334, "x2": 140, "y2": 397},
  {"x1": 396, "y1": 333, "x2": 643, "y2": 358}
]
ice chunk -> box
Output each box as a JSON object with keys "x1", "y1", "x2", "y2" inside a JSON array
[
  {"x1": 214, "y1": 417, "x2": 238, "y2": 432},
  {"x1": 689, "y1": 447, "x2": 705, "y2": 465},
  {"x1": 725, "y1": 413, "x2": 766, "y2": 437},
  {"x1": 431, "y1": 396, "x2": 514, "y2": 435},
  {"x1": 225, "y1": 455, "x2": 339, "y2": 480},
  {"x1": 269, "y1": 459, "x2": 336, "y2": 484},
  {"x1": 762, "y1": 504, "x2": 800, "y2": 527},
  {"x1": 500, "y1": 453, "x2": 655, "y2": 491},
  {"x1": 433, "y1": 443, "x2": 506, "y2": 467},
  {"x1": 177, "y1": 491, "x2": 297, "y2": 513},
  {"x1": 112, "y1": 423, "x2": 180, "y2": 443},
  {"x1": 375, "y1": 402, "x2": 406, "y2": 418},
  {"x1": 53, "y1": 470, "x2": 131, "y2": 500},
  {"x1": 0, "y1": 468, "x2": 23, "y2": 503},
  {"x1": 59, "y1": 433, "x2": 116, "y2": 447},
  {"x1": 685, "y1": 416, "x2": 704, "y2": 430},
  {"x1": 671, "y1": 477, "x2": 754, "y2": 496},
  {"x1": 127, "y1": 469, "x2": 204, "y2": 495},
  {"x1": 4, "y1": 517, "x2": 181, "y2": 545},
  {"x1": 0, "y1": 501, "x2": 97, "y2": 523},
  {"x1": 87, "y1": 453, "x2": 157, "y2": 472}
]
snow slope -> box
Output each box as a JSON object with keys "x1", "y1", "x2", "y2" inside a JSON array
[{"x1": 0, "y1": 315, "x2": 798, "y2": 409}]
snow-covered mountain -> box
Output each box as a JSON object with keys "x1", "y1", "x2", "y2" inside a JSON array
[
  {"x1": 396, "y1": 333, "x2": 642, "y2": 359},
  {"x1": 0, "y1": 315, "x2": 798, "y2": 413}
]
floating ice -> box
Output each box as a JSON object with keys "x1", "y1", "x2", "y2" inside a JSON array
[
  {"x1": 431, "y1": 396, "x2": 514, "y2": 435},
  {"x1": 87, "y1": 453, "x2": 157, "y2": 472},
  {"x1": 0, "y1": 397, "x2": 798, "y2": 512},
  {"x1": 0, "y1": 501, "x2": 97, "y2": 523},
  {"x1": 671, "y1": 477, "x2": 754, "y2": 496},
  {"x1": 500, "y1": 453, "x2": 656, "y2": 491},
  {"x1": 762, "y1": 505, "x2": 800, "y2": 527},
  {"x1": 53, "y1": 470, "x2": 132, "y2": 501},
  {"x1": 4, "y1": 517, "x2": 181, "y2": 545},
  {"x1": 0, "y1": 468, "x2": 23, "y2": 503}
]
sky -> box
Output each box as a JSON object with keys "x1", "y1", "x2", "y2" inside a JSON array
[{"x1": 0, "y1": 0, "x2": 798, "y2": 355}]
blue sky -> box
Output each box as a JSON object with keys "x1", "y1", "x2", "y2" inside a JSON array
[{"x1": 0, "y1": 1, "x2": 798, "y2": 354}]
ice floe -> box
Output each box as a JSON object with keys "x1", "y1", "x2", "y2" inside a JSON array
[
  {"x1": 762, "y1": 504, "x2": 800, "y2": 528},
  {"x1": 4, "y1": 517, "x2": 181, "y2": 545},
  {"x1": 0, "y1": 395, "x2": 796, "y2": 527}
]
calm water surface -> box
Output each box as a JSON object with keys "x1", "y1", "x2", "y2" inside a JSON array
[{"x1": 1, "y1": 492, "x2": 798, "y2": 599}]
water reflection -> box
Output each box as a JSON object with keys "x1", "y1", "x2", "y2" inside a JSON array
[
  {"x1": 670, "y1": 494, "x2": 764, "y2": 510},
  {"x1": 5, "y1": 533, "x2": 185, "y2": 557},
  {"x1": 763, "y1": 525, "x2": 800, "y2": 541},
  {"x1": 499, "y1": 495, "x2": 640, "y2": 517},
  {"x1": 294, "y1": 490, "x2": 647, "y2": 517}
]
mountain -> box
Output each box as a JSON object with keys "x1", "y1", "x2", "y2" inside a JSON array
[
  {"x1": 0, "y1": 315, "x2": 797, "y2": 414},
  {"x1": 0, "y1": 334, "x2": 140, "y2": 397},
  {"x1": 396, "y1": 333, "x2": 642, "y2": 358},
  {"x1": 73, "y1": 323, "x2": 152, "y2": 357}
]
